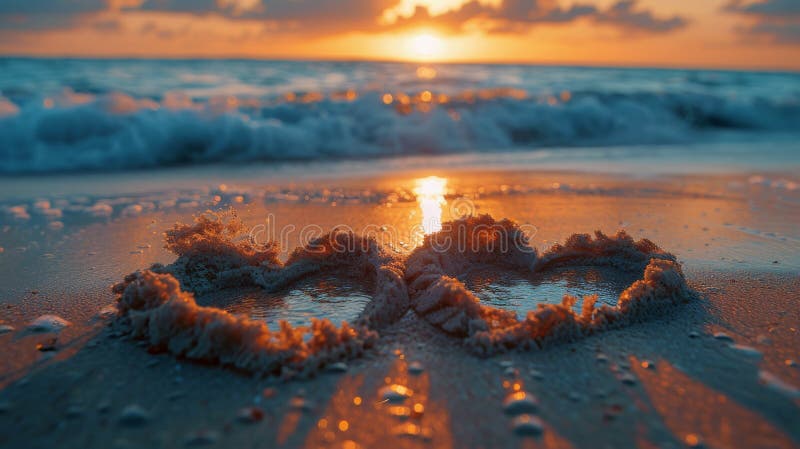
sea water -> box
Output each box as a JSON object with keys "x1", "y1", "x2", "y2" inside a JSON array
[{"x1": 0, "y1": 58, "x2": 798, "y2": 173}]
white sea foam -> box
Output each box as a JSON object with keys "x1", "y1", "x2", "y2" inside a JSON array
[{"x1": 1, "y1": 83, "x2": 797, "y2": 173}]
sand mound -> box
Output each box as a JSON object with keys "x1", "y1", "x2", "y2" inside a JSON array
[
  {"x1": 112, "y1": 210, "x2": 407, "y2": 377},
  {"x1": 113, "y1": 270, "x2": 376, "y2": 378},
  {"x1": 150, "y1": 209, "x2": 409, "y2": 327},
  {"x1": 404, "y1": 215, "x2": 695, "y2": 354},
  {"x1": 113, "y1": 210, "x2": 695, "y2": 375}
]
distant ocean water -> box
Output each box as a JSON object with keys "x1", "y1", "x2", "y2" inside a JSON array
[{"x1": 0, "y1": 58, "x2": 798, "y2": 173}]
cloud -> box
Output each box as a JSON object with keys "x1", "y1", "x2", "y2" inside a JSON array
[
  {"x1": 0, "y1": 0, "x2": 109, "y2": 30},
  {"x1": 0, "y1": 0, "x2": 687, "y2": 37},
  {"x1": 595, "y1": 1, "x2": 686, "y2": 33},
  {"x1": 384, "y1": 1, "x2": 598, "y2": 33},
  {"x1": 727, "y1": 0, "x2": 800, "y2": 16},
  {"x1": 746, "y1": 20, "x2": 800, "y2": 42},
  {"x1": 386, "y1": 0, "x2": 686, "y2": 34},
  {"x1": 136, "y1": 0, "x2": 397, "y2": 32},
  {"x1": 726, "y1": 0, "x2": 800, "y2": 43}
]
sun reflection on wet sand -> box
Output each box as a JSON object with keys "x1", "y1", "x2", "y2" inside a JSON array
[
  {"x1": 631, "y1": 357, "x2": 797, "y2": 449},
  {"x1": 301, "y1": 355, "x2": 453, "y2": 448},
  {"x1": 414, "y1": 176, "x2": 447, "y2": 236}
]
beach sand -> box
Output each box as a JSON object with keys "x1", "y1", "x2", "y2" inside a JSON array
[{"x1": 0, "y1": 162, "x2": 799, "y2": 449}]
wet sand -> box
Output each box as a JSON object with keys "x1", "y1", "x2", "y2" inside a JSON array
[{"x1": 0, "y1": 164, "x2": 799, "y2": 449}]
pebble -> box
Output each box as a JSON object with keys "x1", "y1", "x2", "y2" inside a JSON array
[
  {"x1": 326, "y1": 362, "x2": 348, "y2": 373},
  {"x1": 729, "y1": 344, "x2": 762, "y2": 358},
  {"x1": 411, "y1": 402, "x2": 425, "y2": 418},
  {"x1": 511, "y1": 414, "x2": 544, "y2": 436},
  {"x1": 713, "y1": 332, "x2": 734, "y2": 342},
  {"x1": 97, "y1": 400, "x2": 111, "y2": 413},
  {"x1": 688, "y1": 331, "x2": 701, "y2": 339},
  {"x1": 759, "y1": 370, "x2": 800, "y2": 399},
  {"x1": 596, "y1": 354, "x2": 608, "y2": 363},
  {"x1": 27, "y1": 315, "x2": 70, "y2": 333},
  {"x1": 96, "y1": 305, "x2": 118, "y2": 319},
  {"x1": 146, "y1": 359, "x2": 159, "y2": 368},
  {"x1": 529, "y1": 369, "x2": 544, "y2": 380},
  {"x1": 118, "y1": 405, "x2": 150, "y2": 426},
  {"x1": 407, "y1": 361, "x2": 424, "y2": 375},
  {"x1": 756, "y1": 335, "x2": 772, "y2": 345},
  {"x1": 503, "y1": 391, "x2": 539, "y2": 415},
  {"x1": 262, "y1": 387, "x2": 276, "y2": 398},
  {"x1": 603, "y1": 404, "x2": 623, "y2": 421},
  {"x1": 236, "y1": 406, "x2": 264, "y2": 423},
  {"x1": 619, "y1": 374, "x2": 637, "y2": 386},
  {"x1": 640, "y1": 360, "x2": 656, "y2": 370},
  {"x1": 387, "y1": 405, "x2": 412, "y2": 419},
  {"x1": 184, "y1": 430, "x2": 220, "y2": 446},
  {"x1": 392, "y1": 422, "x2": 432, "y2": 440},
  {"x1": 0, "y1": 324, "x2": 14, "y2": 335},
  {"x1": 380, "y1": 384, "x2": 413, "y2": 403},
  {"x1": 289, "y1": 396, "x2": 313, "y2": 411},
  {"x1": 684, "y1": 433, "x2": 704, "y2": 448},
  {"x1": 36, "y1": 337, "x2": 58, "y2": 352}
]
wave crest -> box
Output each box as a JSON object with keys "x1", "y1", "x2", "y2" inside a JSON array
[{"x1": 2, "y1": 87, "x2": 797, "y2": 172}]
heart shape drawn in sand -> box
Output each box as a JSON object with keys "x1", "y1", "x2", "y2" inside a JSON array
[
  {"x1": 404, "y1": 215, "x2": 696, "y2": 355},
  {"x1": 112, "y1": 210, "x2": 408, "y2": 378},
  {"x1": 112, "y1": 210, "x2": 695, "y2": 377}
]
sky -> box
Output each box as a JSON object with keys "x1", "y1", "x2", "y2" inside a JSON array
[{"x1": 1, "y1": 0, "x2": 799, "y2": 69}]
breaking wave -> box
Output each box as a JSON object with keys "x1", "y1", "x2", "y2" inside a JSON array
[
  {"x1": 111, "y1": 209, "x2": 696, "y2": 377},
  {"x1": 1, "y1": 86, "x2": 798, "y2": 173}
]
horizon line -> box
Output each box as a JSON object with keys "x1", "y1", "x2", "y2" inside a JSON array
[{"x1": 1, "y1": 53, "x2": 798, "y2": 74}]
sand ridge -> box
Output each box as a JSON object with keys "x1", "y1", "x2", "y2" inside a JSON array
[{"x1": 112, "y1": 210, "x2": 697, "y2": 377}]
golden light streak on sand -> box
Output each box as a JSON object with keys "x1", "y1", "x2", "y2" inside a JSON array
[
  {"x1": 277, "y1": 405, "x2": 303, "y2": 445},
  {"x1": 631, "y1": 357, "x2": 797, "y2": 449},
  {"x1": 501, "y1": 376, "x2": 576, "y2": 449},
  {"x1": 302, "y1": 356, "x2": 454, "y2": 448},
  {"x1": 414, "y1": 176, "x2": 447, "y2": 236}
]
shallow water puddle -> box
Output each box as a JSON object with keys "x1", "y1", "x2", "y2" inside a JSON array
[
  {"x1": 461, "y1": 265, "x2": 641, "y2": 316},
  {"x1": 196, "y1": 270, "x2": 375, "y2": 330}
]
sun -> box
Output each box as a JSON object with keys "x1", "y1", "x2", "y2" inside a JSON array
[{"x1": 406, "y1": 32, "x2": 444, "y2": 61}]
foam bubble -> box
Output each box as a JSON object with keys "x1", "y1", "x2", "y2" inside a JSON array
[
  {"x1": 2, "y1": 86, "x2": 798, "y2": 173},
  {"x1": 27, "y1": 315, "x2": 71, "y2": 333}
]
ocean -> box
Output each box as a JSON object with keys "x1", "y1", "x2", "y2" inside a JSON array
[{"x1": 0, "y1": 58, "x2": 799, "y2": 173}]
